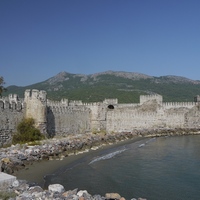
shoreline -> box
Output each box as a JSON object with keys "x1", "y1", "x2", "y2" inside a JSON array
[
  {"x1": 1, "y1": 128, "x2": 200, "y2": 199},
  {"x1": 17, "y1": 135, "x2": 143, "y2": 186},
  {"x1": 1, "y1": 128, "x2": 200, "y2": 176}
]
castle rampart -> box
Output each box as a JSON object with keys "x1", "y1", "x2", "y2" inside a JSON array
[
  {"x1": 47, "y1": 99, "x2": 69, "y2": 107},
  {"x1": 47, "y1": 105, "x2": 91, "y2": 137},
  {"x1": 1, "y1": 90, "x2": 200, "y2": 145},
  {"x1": 0, "y1": 95, "x2": 24, "y2": 145},
  {"x1": 69, "y1": 100, "x2": 83, "y2": 106},
  {"x1": 117, "y1": 103, "x2": 140, "y2": 108},
  {"x1": 162, "y1": 102, "x2": 196, "y2": 109}
]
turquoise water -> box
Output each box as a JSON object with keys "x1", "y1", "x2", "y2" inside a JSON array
[{"x1": 44, "y1": 135, "x2": 200, "y2": 200}]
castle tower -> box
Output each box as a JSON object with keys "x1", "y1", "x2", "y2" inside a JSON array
[
  {"x1": 24, "y1": 89, "x2": 47, "y2": 134},
  {"x1": 194, "y1": 95, "x2": 200, "y2": 102}
]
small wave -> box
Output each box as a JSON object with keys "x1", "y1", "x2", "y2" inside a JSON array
[
  {"x1": 139, "y1": 143, "x2": 145, "y2": 148},
  {"x1": 89, "y1": 149, "x2": 126, "y2": 164},
  {"x1": 138, "y1": 138, "x2": 156, "y2": 148}
]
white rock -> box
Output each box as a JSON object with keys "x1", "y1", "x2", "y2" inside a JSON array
[
  {"x1": 12, "y1": 180, "x2": 20, "y2": 187},
  {"x1": 33, "y1": 148, "x2": 40, "y2": 153},
  {"x1": 48, "y1": 184, "x2": 65, "y2": 193},
  {"x1": 77, "y1": 190, "x2": 89, "y2": 197},
  {"x1": 25, "y1": 149, "x2": 33, "y2": 155}
]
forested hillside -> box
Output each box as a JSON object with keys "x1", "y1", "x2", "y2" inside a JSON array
[{"x1": 4, "y1": 71, "x2": 200, "y2": 103}]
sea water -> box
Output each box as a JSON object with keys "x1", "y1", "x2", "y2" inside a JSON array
[{"x1": 42, "y1": 135, "x2": 200, "y2": 200}]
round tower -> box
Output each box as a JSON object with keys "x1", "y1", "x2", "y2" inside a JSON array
[{"x1": 24, "y1": 89, "x2": 47, "y2": 134}]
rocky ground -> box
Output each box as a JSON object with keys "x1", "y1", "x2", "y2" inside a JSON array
[
  {"x1": 1, "y1": 128, "x2": 200, "y2": 200},
  {"x1": 0, "y1": 132, "x2": 139, "y2": 175},
  {"x1": 1, "y1": 179, "x2": 147, "y2": 200}
]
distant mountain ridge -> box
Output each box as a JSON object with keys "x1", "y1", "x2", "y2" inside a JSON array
[
  {"x1": 46, "y1": 71, "x2": 200, "y2": 84},
  {"x1": 4, "y1": 71, "x2": 200, "y2": 103}
]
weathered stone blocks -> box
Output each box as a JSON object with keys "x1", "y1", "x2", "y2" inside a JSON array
[{"x1": 1, "y1": 89, "x2": 200, "y2": 146}]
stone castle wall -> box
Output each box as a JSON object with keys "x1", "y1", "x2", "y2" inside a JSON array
[
  {"x1": 105, "y1": 97, "x2": 200, "y2": 132},
  {"x1": 106, "y1": 108, "x2": 187, "y2": 132},
  {"x1": 1, "y1": 89, "x2": 200, "y2": 145},
  {"x1": 47, "y1": 103, "x2": 91, "y2": 137},
  {"x1": 0, "y1": 95, "x2": 24, "y2": 145}
]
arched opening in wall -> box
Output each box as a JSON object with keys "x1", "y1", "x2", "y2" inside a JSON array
[{"x1": 108, "y1": 105, "x2": 114, "y2": 109}]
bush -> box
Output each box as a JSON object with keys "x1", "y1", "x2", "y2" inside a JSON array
[
  {"x1": 0, "y1": 191, "x2": 17, "y2": 199},
  {"x1": 12, "y1": 118, "x2": 45, "y2": 144}
]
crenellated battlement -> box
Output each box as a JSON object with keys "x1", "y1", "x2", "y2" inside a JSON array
[
  {"x1": 69, "y1": 100, "x2": 83, "y2": 106},
  {"x1": 8, "y1": 94, "x2": 19, "y2": 103},
  {"x1": 83, "y1": 102, "x2": 102, "y2": 106},
  {"x1": 47, "y1": 99, "x2": 69, "y2": 107},
  {"x1": 2, "y1": 90, "x2": 200, "y2": 145},
  {"x1": 0, "y1": 95, "x2": 24, "y2": 111},
  {"x1": 49, "y1": 105, "x2": 89, "y2": 114},
  {"x1": 162, "y1": 102, "x2": 196, "y2": 109},
  {"x1": 25, "y1": 89, "x2": 47, "y2": 103},
  {"x1": 117, "y1": 103, "x2": 139, "y2": 108},
  {"x1": 103, "y1": 99, "x2": 118, "y2": 105}
]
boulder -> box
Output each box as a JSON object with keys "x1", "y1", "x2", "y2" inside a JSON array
[
  {"x1": 62, "y1": 188, "x2": 78, "y2": 198},
  {"x1": 28, "y1": 186, "x2": 43, "y2": 193},
  {"x1": 48, "y1": 183, "x2": 65, "y2": 193},
  {"x1": 1, "y1": 157, "x2": 10, "y2": 164},
  {"x1": 25, "y1": 149, "x2": 33, "y2": 155},
  {"x1": 12, "y1": 180, "x2": 20, "y2": 187},
  {"x1": 105, "y1": 193, "x2": 121, "y2": 200},
  {"x1": 77, "y1": 190, "x2": 89, "y2": 197},
  {"x1": 1, "y1": 162, "x2": 14, "y2": 174}
]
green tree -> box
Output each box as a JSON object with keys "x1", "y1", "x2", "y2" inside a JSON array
[
  {"x1": 12, "y1": 118, "x2": 45, "y2": 144},
  {"x1": 0, "y1": 76, "x2": 6, "y2": 96}
]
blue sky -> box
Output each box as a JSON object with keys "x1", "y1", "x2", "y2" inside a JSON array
[{"x1": 1, "y1": 0, "x2": 200, "y2": 86}]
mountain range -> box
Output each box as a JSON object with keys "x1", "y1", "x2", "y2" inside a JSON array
[{"x1": 4, "y1": 71, "x2": 200, "y2": 103}]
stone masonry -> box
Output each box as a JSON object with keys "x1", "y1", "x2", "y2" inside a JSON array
[{"x1": 0, "y1": 89, "x2": 200, "y2": 145}]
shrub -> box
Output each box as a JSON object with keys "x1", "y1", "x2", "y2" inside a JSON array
[
  {"x1": 12, "y1": 118, "x2": 45, "y2": 144},
  {"x1": 92, "y1": 128, "x2": 107, "y2": 136},
  {"x1": 0, "y1": 191, "x2": 17, "y2": 199}
]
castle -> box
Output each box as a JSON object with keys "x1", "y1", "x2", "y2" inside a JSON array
[{"x1": 0, "y1": 89, "x2": 200, "y2": 145}]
